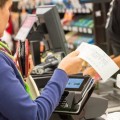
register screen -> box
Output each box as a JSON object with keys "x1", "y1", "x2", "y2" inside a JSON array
[{"x1": 66, "y1": 78, "x2": 84, "y2": 89}]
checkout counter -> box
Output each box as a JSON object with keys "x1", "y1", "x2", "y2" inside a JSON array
[
  {"x1": 94, "y1": 78, "x2": 120, "y2": 113},
  {"x1": 30, "y1": 72, "x2": 108, "y2": 120},
  {"x1": 15, "y1": 5, "x2": 108, "y2": 120},
  {"x1": 29, "y1": 67, "x2": 120, "y2": 119}
]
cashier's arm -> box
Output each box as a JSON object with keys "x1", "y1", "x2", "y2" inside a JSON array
[
  {"x1": 113, "y1": 55, "x2": 120, "y2": 68},
  {"x1": 0, "y1": 51, "x2": 83, "y2": 120}
]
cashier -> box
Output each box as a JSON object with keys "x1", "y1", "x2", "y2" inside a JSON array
[{"x1": 0, "y1": 0, "x2": 83, "y2": 120}]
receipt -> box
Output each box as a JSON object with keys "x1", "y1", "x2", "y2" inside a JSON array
[{"x1": 77, "y1": 42, "x2": 119, "y2": 82}]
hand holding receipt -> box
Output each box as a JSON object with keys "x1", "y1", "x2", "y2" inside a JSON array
[{"x1": 77, "y1": 42, "x2": 119, "y2": 82}]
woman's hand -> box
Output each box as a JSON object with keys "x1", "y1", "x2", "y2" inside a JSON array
[
  {"x1": 83, "y1": 67, "x2": 101, "y2": 82},
  {"x1": 83, "y1": 67, "x2": 96, "y2": 77},
  {"x1": 58, "y1": 51, "x2": 83, "y2": 75}
]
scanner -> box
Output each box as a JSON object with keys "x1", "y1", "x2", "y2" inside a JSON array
[
  {"x1": 55, "y1": 77, "x2": 95, "y2": 115},
  {"x1": 32, "y1": 54, "x2": 59, "y2": 75}
]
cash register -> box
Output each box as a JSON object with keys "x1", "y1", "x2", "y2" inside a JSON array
[{"x1": 15, "y1": 5, "x2": 108, "y2": 120}]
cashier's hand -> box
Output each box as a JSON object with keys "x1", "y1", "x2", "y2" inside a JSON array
[
  {"x1": 58, "y1": 51, "x2": 83, "y2": 75},
  {"x1": 83, "y1": 55, "x2": 115, "y2": 82},
  {"x1": 83, "y1": 67, "x2": 96, "y2": 77},
  {"x1": 83, "y1": 67, "x2": 101, "y2": 82}
]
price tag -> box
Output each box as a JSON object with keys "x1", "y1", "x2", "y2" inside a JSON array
[
  {"x1": 73, "y1": 9, "x2": 77, "y2": 13},
  {"x1": 79, "y1": 27, "x2": 83, "y2": 33},
  {"x1": 78, "y1": 8, "x2": 81, "y2": 13},
  {"x1": 83, "y1": 28, "x2": 87, "y2": 33},
  {"x1": 68, "y1": 26, "x2": 72, "y2": 31},
  {"x1": 88, "y1": 28, "x2": 92, "y2": 34},
  {"x1": 63, "y1": 26, "x2": 68, "y2": 31},
  {"x1": 86, "y1": 9, "x2": 90, "y2": 13},
  {"x1": 82, "y1": 8, "x2": 86, "y2": 13},
  {"x1": 72, "y1": 27, "x2": 78, "y2": 32}
]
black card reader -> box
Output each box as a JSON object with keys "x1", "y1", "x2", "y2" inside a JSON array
[{"x1": 54, "y1": 75, "x2": 95, "y2": 115}]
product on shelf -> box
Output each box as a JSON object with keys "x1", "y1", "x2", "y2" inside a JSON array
[
  {"x1": 65, "y1": 32, "x2": 94, "y2": 50},
  {"x1": 62, "y1": 15, "x2": 94, "y2": 34},
  {"x1": 73, "y1": 35, "x2": 94, "y2": 48}
]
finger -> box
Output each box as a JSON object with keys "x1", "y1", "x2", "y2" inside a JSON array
[
  {"x1": 74, "y1": 57, "x2": 84, "y2": 65},
  {"x1": 82, "y1": 61, "x2": 88, "y2": 67},
  {"x1": 69, "y1": 50, "x2": 80, "y2": 57},
  {"x1": 83, "y1": 67, "x2": 96, "y2": 77}
]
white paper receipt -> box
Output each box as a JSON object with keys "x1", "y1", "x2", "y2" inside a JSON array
[{"x1": 77, "y1": 42, "x2": 119, "y2": 82}]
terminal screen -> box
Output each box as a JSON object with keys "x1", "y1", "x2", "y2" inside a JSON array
[{"x1": 66, "y1": 78, "x2": 84, "y2": 89}]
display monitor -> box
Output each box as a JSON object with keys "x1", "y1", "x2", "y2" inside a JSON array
[
  {"x1": 36, "y1": 5, "x2": 68, "y2": 54},
  {"x1": 16, "y1": 5, "x2": 68, "y2": 66},
  {"x1": 80, "y1": 0, "x2": 111, "y2": 3}
]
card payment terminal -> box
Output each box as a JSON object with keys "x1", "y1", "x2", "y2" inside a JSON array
[{"x1": 55, "y1": 75, "x2": 95, "y2": 115}]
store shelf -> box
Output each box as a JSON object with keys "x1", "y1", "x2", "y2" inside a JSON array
[{"x1": 63, "y1": 25, "x2": 93, "y2": 34}]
